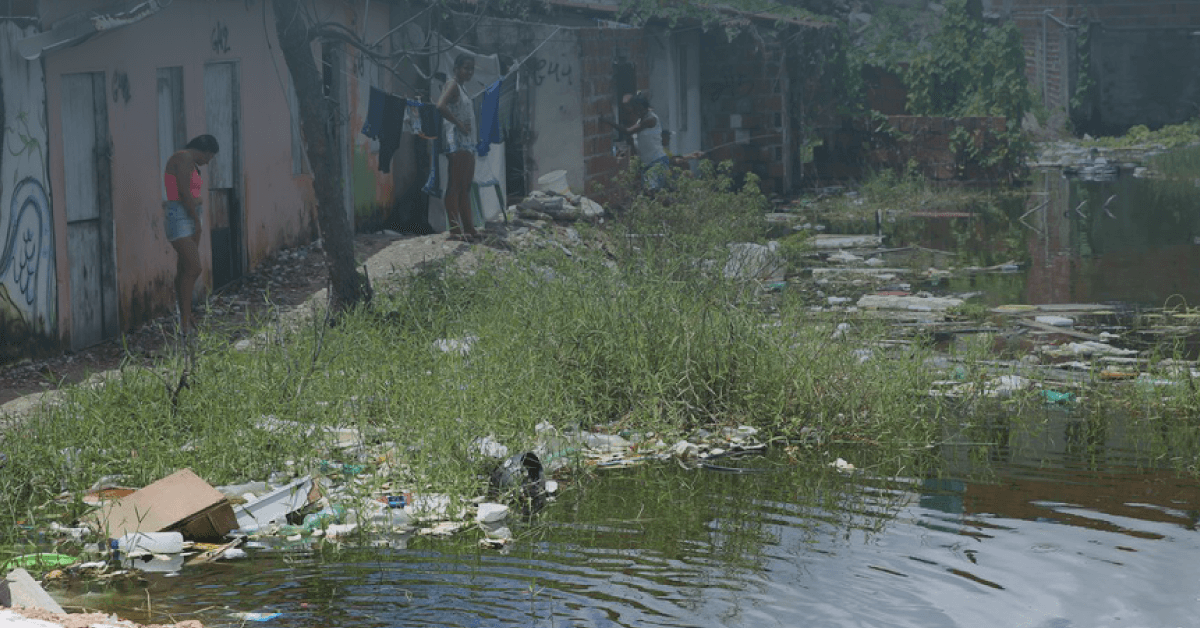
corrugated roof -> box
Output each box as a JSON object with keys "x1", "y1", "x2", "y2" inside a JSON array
[{"x1": 451, "y1": 0, "x2": 834, "y2": 29}]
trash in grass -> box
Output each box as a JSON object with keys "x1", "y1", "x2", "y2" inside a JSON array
[
  {"x1": 90, "y1": 468, "x2": 237, "y2": 542},
  {"x1": 230, "y1": 611, "x2": 283, "y2": 622}
]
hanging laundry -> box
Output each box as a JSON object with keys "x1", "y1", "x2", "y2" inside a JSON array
[
  {"x1": 402, "y1": 103, "x2": 421, "y2": 136},
  {"x1": 418, "y1": 103, "x2": 441, "y2": 140},
  {"x1": 476, "y1": 78, "x2": 503, "y2": 157},
  {"x1": 377, "y1": 92, "x2": 406, "y2": 173},
  {"x1": 416, "y1": 103, "x2": 444, "y2": 196},
  {"x1": 362, "y1": 86, "x2": 386, "y2": 140},
  {"x1": 421, "y1": 132, "x2": 444, "y2": 198}
]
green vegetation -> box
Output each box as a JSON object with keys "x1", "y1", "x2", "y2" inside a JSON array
[
  {"x1": 0, "y1": 167, "x2": 944, "y2": 552},
  {"x1": 615, "y1": 0, "x2": 827, "y2": 33},
  {"x1": 899, "y1": 0, "x2": 1031, "y2": 172},
  {"x1": 1083, "y1": 119, "x2": 1200, "y2": 150}
]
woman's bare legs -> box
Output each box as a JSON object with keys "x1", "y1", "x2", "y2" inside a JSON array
[
  {"x1": 445, "y1": 150, "x2": 478, "y2": 237},
  {"x1": 170, "y1": 233, "x2": 202, "y2": 332}
]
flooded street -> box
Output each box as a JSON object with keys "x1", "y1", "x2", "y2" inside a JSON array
[
  {"x1": 906, "y1": 151, "x2": 1200, "y2": 310},
  {"x1": 38, "y1": 152, "x2": 1200, "y2": 628},
  {"x1": 55, "y1": 413, "x2": 1200, "y2": 628}
]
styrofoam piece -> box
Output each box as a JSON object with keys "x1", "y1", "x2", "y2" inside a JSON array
[
  {"x1": 0, "y1": 608, "x2": 63, "y2": 628},
  {"x1": 233, "y1": 476, "x2": 319, "y2": 532},
  {"x1": 856, "y1": 294, "x2": 964, "y2": 311},
  {"x1": 476, "y1": 503, "x2": 509, "y2": 524},
  {"x1": 810, "y1": 234, "x2": 884, "y2": 249},
  {"x1": 113, "y1": 531, "x2": 184, "y2": 555},
  {"x1": 1035, "y1": 315, "x2": 1074, "y2": 327},
  {"x1": 408, "y1": 494, "x2": 452, "y2": 519}
]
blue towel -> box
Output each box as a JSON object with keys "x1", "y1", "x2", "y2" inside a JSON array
[{"x1": 476, "y1": 79, "x2": 503, "y2": 157}]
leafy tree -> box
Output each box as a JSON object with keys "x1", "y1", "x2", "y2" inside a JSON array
[
  {"x1": 900, "y1": 0, "x2": 1031, "y2": 174},
  {"x1": 902, "y1": 0, "x2": 1030, "y2": 124}
]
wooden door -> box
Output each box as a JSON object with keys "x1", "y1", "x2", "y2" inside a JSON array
[
  {"x1": 61, "y1": 72, "x2": 117, "y2": 350},
  {"x1": 204, "y1": 61, "x2": 244, "y2": 287}
]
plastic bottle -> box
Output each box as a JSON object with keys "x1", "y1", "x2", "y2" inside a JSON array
[
  {"x1": 111, "y1": 531, "x2": 184, "y2": 556},
  {"x1": 301, "y1": 505, "x2": 346, "y2": 531}
]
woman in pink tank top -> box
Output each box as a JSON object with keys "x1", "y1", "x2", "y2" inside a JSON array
[{"x1": 163, "y1": 134, "x2": 218, "y2": 334}]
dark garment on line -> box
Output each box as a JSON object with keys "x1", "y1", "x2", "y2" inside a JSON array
[
  {"x1": 362, "y1": 86, "x2": 386, "y2": 140},
  {"x1": 421, "y1": 131, "x2": 443, "y2": 198},
  {"x1": 419, "y1": 103, "x2": 441, "y2": 139},
  {"x1": 419, "y1": 103, "x2": 445, "y2": 196},
  {"x1": 377, "y1": 93, "x2": 406, "y2": 173}
]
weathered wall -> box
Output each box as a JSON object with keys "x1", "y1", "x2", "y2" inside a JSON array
[
  {"x1": 699, "y1": 29, "x2": 787, "y2": 195},
  {"x1": 0, "y1": 19, "x2": 56, "y2": 361},
  {"x1": 1083, "y1": 24, "x2": 1200, "y2": 135},
  {"x1": 470, "y1": 18, "x2": 587, "y2": 195},
  {"x1": 987, "y1": 0, "x2": 1200, "y2": 134},
  {"x1": 42, "y1": 0, "x2": 319, "y2": 339},
  {"x1": 818, "y1": 115, "x2": 1010, "y2": 182},
  {"x1": 578, "y1": 25, "x2": 646, "y2": 197}
]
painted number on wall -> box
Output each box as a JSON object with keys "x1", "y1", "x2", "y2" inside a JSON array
[{"x1": 531, "y1": 57, "x2": 572, "y2": 86}]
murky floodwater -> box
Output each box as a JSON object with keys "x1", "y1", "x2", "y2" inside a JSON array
[
  {"x1": 51, "y1": 153, "x2": 1200, "y2": 627},
  {"x1": 54, "y1": 410, "x2": 1200, "y2": 628},
  {"x1": 887, "y1": 147, "x2": 1200, "y2": 310}
]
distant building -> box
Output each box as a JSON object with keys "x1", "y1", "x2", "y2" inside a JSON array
[{"x1": 985, "y1": 0, "x2": 1200, "y2": 134}]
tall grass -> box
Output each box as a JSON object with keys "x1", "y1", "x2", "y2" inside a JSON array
[{"x1": 0, "y1": 166, "x2": 953, "y2": 547}]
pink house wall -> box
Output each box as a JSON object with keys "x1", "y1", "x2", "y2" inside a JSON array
[{"x1": 42, "y1": 0, "x2": 321, "y2": 334}]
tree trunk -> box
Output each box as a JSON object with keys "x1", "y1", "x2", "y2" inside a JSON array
[{"x1": 273, "y1": 0, "x2": 370, "y2": 312}]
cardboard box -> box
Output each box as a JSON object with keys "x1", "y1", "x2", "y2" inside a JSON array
[{"x1": 92, "y1": 468, "x2": 237, "y2": 541}]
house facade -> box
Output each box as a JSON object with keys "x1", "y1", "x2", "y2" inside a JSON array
[
  {"x1": 984, "y1": 0, "x2": 1200, "y2": 134},
  {"x1": 0, "y1": 0, "x2": 840, "y2": 364},
  {"x1": 417, "y1": 2, "x2": 837, "y2": 200},
  {"x1": 1, "y1": 0, "x2": 411, "y2": 361}
]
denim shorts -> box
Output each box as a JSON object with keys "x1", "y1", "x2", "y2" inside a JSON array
[
  {"x1": 164, "y1": 200, "x2": 202, "y2": 241},
  {"x1": 643, "y1": 156, "x2": 670, "y2": 190}
]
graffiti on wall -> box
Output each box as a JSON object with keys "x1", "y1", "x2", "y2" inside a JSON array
[
  {"x1": 531, "y1": 57, "x2": 573, "y2": 86},
  {"x1": 112, "y1": 70, "x2": 131, "y2": 104},
  {"x1": 211, "y1": 20, "x2": 231, "y2": 54},
  {"x1": 0, "y1": 22, "x2": 56, "y2": 360}
]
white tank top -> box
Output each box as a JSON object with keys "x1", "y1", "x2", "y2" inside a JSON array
[
  {"x1": 634, "y1": 111, "x2": 667, "y2": 164},
  {"x1": 443, "y1": 83, "x2": 477, "y2": 147}
]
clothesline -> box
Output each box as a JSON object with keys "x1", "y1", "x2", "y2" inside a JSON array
[{"x1": 405, "y1": 26, "x2": 563, "y2": 99}]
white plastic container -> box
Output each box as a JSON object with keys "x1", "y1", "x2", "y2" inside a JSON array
[
  {"x1": 537, "y1": 170, "x2": 570, "y2": 195},
  {"x1": 112, "y1": 531, "x2": 184, "y2": 555}
]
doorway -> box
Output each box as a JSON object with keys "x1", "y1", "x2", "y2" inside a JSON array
[
  {"x1": 61, "y1": 72, "x2": 117, "y2": 350},
  {"x1": 204, "y1": 61, "x2": 244, "y2": 287}
]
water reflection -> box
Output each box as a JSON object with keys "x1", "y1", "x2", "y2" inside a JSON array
[
  {"x1": 889, "y1": 147, "x2": 1200, "y2": 308},
  {"x1": 1021, "y1": 167, "x2": 1200, "y2": 306}
]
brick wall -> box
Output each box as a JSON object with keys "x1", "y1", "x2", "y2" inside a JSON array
[
  {"x1": 577, "y1": 27, "x2": 646, "y2": 196},
  {"x1": 699, "y1": 30, "x2": 787, "y2": 195},
  {"x1": 995, "y1": 0, "x2": 1200, "y2": 132},
  {"x1": 862, "y1": 65, "x2": 907, "y2": 115},
  {"x1": 816, "y1": 115, "x2": 1011, "y2": 183}
]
